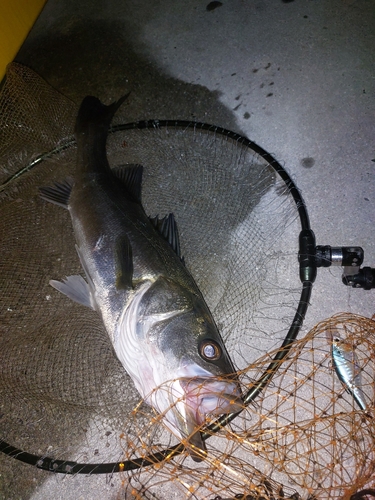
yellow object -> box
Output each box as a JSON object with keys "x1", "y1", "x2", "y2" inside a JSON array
[{"x1": 0, "y1": 0, "x2": 47, "y2": 79}]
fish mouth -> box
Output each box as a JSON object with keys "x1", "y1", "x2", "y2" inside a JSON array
[
  {"x1": 180, "y1": 377, "x2": 243, "y2": 425},
  {"x1": 176, "y1": 376, "x2": 243, "y2": 462}
]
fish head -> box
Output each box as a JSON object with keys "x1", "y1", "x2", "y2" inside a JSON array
[{"x1": 136, "y1": 277, "x2": 243, "y2": 459}]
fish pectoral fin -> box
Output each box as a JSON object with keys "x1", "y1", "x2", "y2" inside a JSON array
[
  {"x1": 149, "y1": 213, "x2": 184, "y2": 263},
  {"x1": 50, "y1": 275, "x2": 95, "y2": 309},
  {"x1": 112, "y1": 164, "x2": 143, "y2": 203},
  {"x1": 115, "y1": 234, "x2": 133, "y2": 290},
  {"x1": 39, "y1": 178, "x2": 74, "y2": 208}
]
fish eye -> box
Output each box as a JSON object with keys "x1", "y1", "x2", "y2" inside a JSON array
[{"x1": 199, "y1": 340, "x2": 222, "y2": 361}]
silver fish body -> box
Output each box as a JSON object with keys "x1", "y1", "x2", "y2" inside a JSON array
[
  {"x1": 40, "y1": 95, "x2": 242, "y2": 459},
  {"x1": 326, "y1": 329, "x2": 367, "y2": 411}
]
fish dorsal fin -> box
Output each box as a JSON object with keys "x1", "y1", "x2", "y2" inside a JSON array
[
  {"x1": 149, "y1": 213, "x2": 184, "y2": 263},
  {"x1": 112, "y1": 164, "x2": 143, "y2": 203},
  {"x1": 115, "y1": 234, "x2": 133, "y2": 290},
  {"x1": 39, "y1": 178, "x2": 74, "y2": 208}
]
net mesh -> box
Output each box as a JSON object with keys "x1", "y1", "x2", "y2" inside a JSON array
[
  {"x1": 1, "y1": 63, "x2": 373, "y2": 499},
  {"x1": 117, "y1": 313, "x2": 375, "y2": 499}
]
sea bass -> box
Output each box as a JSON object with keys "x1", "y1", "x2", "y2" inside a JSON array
[
  {"x1": 40, "y1": 95, "x2": 242, "y2": 460},
  {"x1": 326, "y1": 329, "x2": 367, "y2": 411}
]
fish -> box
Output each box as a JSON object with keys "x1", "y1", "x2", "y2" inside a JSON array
[
  {"x1": 39, "y1": 95, "x2": 242, "y2": 461},
  {"x1": 326, "y1": 329, "x2": 367, "y2": 411}
]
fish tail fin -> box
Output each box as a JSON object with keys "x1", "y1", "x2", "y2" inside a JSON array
[{"x1": 74, "y1": 93, "x2": 130, "y2": 135}]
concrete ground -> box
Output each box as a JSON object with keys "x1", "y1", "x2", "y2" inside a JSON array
[{"x1": 1, "y1": 0, "x2": 374, "y2": 498}]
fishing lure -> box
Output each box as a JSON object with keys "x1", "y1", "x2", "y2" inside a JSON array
[{"x1": 326, "y1": 329, "x2": 367, "y2": 411}]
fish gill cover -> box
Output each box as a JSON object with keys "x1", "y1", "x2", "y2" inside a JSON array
[{"x1": 0, "y1": 64, "x2": 374, "y2": 499}]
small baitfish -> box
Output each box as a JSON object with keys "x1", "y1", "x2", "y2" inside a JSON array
[
  {"x1": 39, "y1": 94, "x2": 242, "y2": 460},
  {"x1": 326, "y1": 329, "x2": 367, "y2": 411}
]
